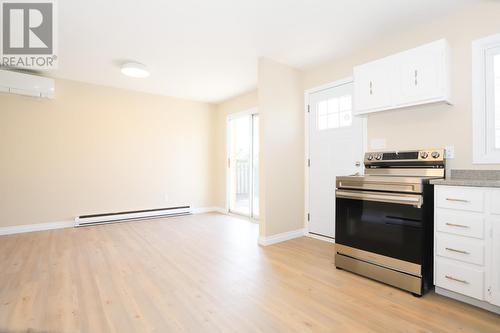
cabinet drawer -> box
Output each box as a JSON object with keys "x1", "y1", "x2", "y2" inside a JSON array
[
  {"x1": 436, "y1": 186, "x2": 484, "y2": 212},
  {"x1": 436, "y1": 209, "x2": 484, "y2": 239},
  {"x1": 435, "y1": 259, "x2": 484, "y2": 300},
  {"x1": 436, "y1": 234, "x2": 484, "y2": 266}
]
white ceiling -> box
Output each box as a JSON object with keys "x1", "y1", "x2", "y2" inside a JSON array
[{"x1": 53, "y1": 0, "x2": 480, "y2": 103}]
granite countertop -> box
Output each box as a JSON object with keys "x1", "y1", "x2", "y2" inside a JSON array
[{"x1": 429, "y1": 170, "x2": 500, "y2": 188}]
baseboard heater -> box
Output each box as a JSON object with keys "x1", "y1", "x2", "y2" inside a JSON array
[{"x1": 75, "y1": 206, "x2": 191, "y2": 227}]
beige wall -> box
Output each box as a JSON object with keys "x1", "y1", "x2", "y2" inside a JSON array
[
  {"x1": 213, "y1": 90, "x2": 258, "y2": 208},
  {"x1": 258, "y1": 58, "x2": 304, "y2": 237},
  {"x1": 0, "y1": 79, "x2": 215, "y2": 227},
  {"x1": 304, "y1": 1, "x2": 500, "y2": 171},
  {"x1": 5, "y1": 2, "x2": 498, "y2": 234}
]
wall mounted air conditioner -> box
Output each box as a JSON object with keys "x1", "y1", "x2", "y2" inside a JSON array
[{"x1": 0, "y1": 69, "x2": 55, "y2": 98}]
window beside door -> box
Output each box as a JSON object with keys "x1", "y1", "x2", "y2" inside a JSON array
[
  {"x1": 494, "y1": 53, "x2": 500, "y2": 148},
  {"x1": 472, "y1": 33, "x2": 500, "y2": 163}
]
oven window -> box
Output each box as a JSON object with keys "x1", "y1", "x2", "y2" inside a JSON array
[{"x1": 335, "y1": 198, "x2": 424, "y2": 264}]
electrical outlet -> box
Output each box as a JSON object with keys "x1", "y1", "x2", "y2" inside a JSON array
[
  {"x1": 445, "y1": 146, "x2": 455, "y2": 159},
  {"x1": 370, "y1": 138, "x2": 386, "y2": 150}
]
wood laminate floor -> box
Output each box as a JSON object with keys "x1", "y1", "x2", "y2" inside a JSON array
[{"x1": 0, "y1": 213, "x2": 499, "y2": 332}]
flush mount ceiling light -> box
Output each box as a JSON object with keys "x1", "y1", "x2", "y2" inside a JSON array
[{"x1": 121, "y1": 62, "x2": 150, "y2": 78}]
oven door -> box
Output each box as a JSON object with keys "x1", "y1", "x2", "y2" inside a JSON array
[{"x1": 335, "y1": 189, "x2": 424, "y2": 266}]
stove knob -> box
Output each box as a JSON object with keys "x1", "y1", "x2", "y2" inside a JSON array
[
  {"x1": 420, "y1": 152, "x2": 429, "y2": 159},
  {"x1": 375, "y1": 154, "x2": 382, "y2": 160},
  {"x1": 367, "y1": 154, "x2": 374, "y2": 161},
  {"x1": 431, "y1": 151, "x2": 440, "y2": 159}
]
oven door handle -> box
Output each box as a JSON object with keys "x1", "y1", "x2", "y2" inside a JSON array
[{"x1": 336, "y1": 190, "x2": 423, "y2": 208}]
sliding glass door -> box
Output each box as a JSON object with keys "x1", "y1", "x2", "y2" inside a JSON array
[
  {"x1": 251, "y1": 115, "x2": 259, "y2": 218},
  {"x1": 228, "y1": 112, "x2": 259, "y2": 219}
]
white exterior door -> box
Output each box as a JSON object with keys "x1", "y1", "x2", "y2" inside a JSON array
[{"x1": 308, "y1": 81, "x2": 365, "y2": 238}]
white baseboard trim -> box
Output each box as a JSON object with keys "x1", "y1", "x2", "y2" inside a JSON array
[
  {"x1": 214, "y1": 207, "x2": 229, "y2": 214},
  {"x1": 191, "y1": 207, "x2": 227, "y2": 214},
  {"x1": 435, "y1": 287, "x2": 500, "y2": 315},
  {"x1": 0, "y1": 207, "x2": 228, "y2": 236},
  {"x1": 258, "y1": 228, "x2": 306, "y2": 246},
  {"x1": 306, "y1": 232, "x2": 336, "y2": 243},
  {"x1": 0, "y1": 220, "x2": 74, "y2": 236}
]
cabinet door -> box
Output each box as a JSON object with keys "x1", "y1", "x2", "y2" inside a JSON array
[
  {"x1": 353, "y1": 57, "x2": 393, "y2": 114},
  {"x1": 395, "y1": 40, "x2": 446, "y2": 105},
  {"x1": 490, "y1": 218, "x2": 500, "y2": 306}
]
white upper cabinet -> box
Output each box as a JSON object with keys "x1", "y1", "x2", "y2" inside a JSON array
[
  {"x1": 353, "y1": 57, "x2": 393, "y2": 112},
  {"x1": 395, "y1": 40, "x2": 450, "y2": 106},
  {"x1": 353, "y1": 39, "x2": 451, "y2": 115}
]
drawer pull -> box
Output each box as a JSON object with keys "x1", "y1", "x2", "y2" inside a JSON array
[
  {"x1": 445, "y1": 247, "x2": 470, "y2": 255},
  {"x1": 445, "y1": 275, "x2": 469, "y2": 284},
  {"x1": 445, "y1": 198, "x2": 469, "y2": 203},
  {"x1": 445, "y1": 222, "x2": 469, "y2": 228}
]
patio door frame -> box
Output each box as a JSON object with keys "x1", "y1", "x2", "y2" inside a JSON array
[{"x1": 226, "y1": 108, "x2": 259, "y2": 220}]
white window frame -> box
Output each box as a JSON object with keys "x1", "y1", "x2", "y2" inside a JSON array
[{"x1": 472, "y1": 33, "x2": 500, "y2": 163}]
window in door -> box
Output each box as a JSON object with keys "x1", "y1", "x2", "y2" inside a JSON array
[
  {"x1": 317, "y1": 95, "x2": 352, "y2": 130},
  {"x1": 227, "y1": 112, "x2": 259, "y2": 219}
]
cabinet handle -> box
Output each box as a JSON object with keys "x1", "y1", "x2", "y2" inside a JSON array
[
  {"x1": 369, "y1": 81, "x2": 373, "y2": 95},
  {"x1": 445, "y1": 222, "x2": 469, "y2": 228},
  {"x1": 445, "y1": 275, "x2": 469, "y2": 284},
  {"x1": 445, "y1": 247, "x2": 470, "y2": 255},
  {"x1": 445, "y1": 198, "x2": 469, "y2": 203},
  {"x1": 414, "y1": 70, "x2": 418, "y2": 86}
]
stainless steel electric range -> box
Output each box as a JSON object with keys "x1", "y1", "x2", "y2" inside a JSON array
[{"x1": 335, "y1": 148, "x2": 445, "y2": 296}]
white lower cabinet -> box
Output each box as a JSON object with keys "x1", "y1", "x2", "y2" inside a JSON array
[
  {"x1": 490, "y1": 217, "x2": 500, "y2": 306},
  {"x1": 434, "y1": 186, "x2": 500, "y2": 313}
]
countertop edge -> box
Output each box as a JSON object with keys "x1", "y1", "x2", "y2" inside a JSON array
[{"x1": 429, "y1": 179, "x2": 500, "y2": 188}]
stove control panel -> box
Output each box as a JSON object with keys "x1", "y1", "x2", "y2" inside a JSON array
[{"x1": 364, "y1": 148, "x2": 445, "y2": 164}]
